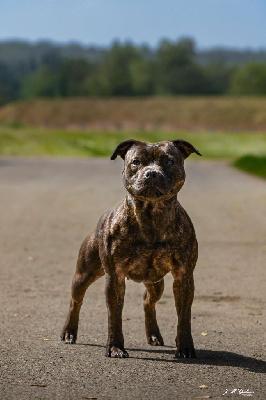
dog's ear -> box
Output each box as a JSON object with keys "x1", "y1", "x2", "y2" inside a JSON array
[
  {"x1": 111, "y1": 139, "x2": 141, "y2": 160},
  {"x1": 171, "y1": 139, "x2": 202, "y2": 159}
]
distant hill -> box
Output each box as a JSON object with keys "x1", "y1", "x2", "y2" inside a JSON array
[
  {"x1": 196, "y1": 48, "x2": 266, "y2": 65},
  {"x1": 0, "y1": 40, "x2": 106, "y2": 67}
]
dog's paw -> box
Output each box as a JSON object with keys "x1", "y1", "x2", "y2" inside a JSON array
[
  {"x1": 60, "y1": 329, "x2": 77, "y2": 344},
  {"x1": 148, "y1": 334, "x2": 164, "y2": 346},
  {"x1": 175, "y1": 347, "x2": 196, "y2": 358},
  {"x1": 105, "y1": 346, "x2": 129, "y2": 358}
]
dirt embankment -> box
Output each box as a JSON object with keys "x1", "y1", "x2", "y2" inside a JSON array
[{"x1": 1, "y1": 96, "x2": 266, "y2": 131}]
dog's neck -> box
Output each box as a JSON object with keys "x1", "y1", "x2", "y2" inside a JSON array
[{"x1": 125, "y1": 193, "x2": 179, "y2": 240}]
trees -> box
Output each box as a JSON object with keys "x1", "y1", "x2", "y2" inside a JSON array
[
  {"x1": 21, "y1": 66, "x2": 58, "y2": 98},
  {"x1": 57, "y1": 59, "x2": 95, "y2": 96},
  {"x1": 156, "y1": 38, "x2": 207, "y2": 95},
  {"x1": 99, "y1": 42, "x2": 141, "y2": 96},
  {"x1": 1, "y1": 38, "x2": 266, "y2": 105},
  {"x1": 230, "y1": 62, "x2": 266, "y2": 95},
  {"x1": 129, "y1": 59, "x2": 155, "y2": 95},
  {"x1": 202, "y1": 62, "x2": 234, "y2": 95},
  {"x1": 21, "y1": 59, "x2": 96, "y2": 98},
  {"x1": 0, "y1": 63, "x2": 18, "y2": 105}
]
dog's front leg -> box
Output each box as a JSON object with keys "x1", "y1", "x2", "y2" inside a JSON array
[
  {"x1": 105, "y1": 272, "x2": 128, "y2": 358},
  {"x1": 172, "y1": 270, "x2": 196, "y2": 358}
]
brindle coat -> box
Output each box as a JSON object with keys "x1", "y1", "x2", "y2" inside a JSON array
[{"x1": 61, "y1": 139, "x2": 201, "y2": 358}]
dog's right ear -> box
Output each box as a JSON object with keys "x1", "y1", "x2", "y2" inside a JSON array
[
  {"x1": 111, "y1": 139, "x2": 141, "y2": 160},
  {"x1": 171, "y1": 139, "x2": 202, "y2": 159}
]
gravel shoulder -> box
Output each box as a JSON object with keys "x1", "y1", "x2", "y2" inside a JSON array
[{"x1": 0, "y1": 157, "x2": 265, "y2": 400}]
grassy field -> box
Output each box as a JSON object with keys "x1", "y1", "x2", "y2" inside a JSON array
[
  {"x1": 0, "y1": 125, "x2": 266, "y2": 161},
  {"x1": 1, "y1": 97, "x2": 266, "y2": 132}
]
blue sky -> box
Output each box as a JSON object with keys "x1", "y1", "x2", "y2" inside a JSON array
[{"x1": 1, "y1": 0, "x2": 266, "y2": 49}]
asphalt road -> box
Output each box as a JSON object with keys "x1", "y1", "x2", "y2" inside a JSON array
[{"x1": 0, "y1": 157, "x2": 265, "y2": 400}]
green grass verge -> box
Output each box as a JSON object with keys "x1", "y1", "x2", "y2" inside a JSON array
[
  {"x1": 233, "y1": 155, "x2": 266, "y2": 178},
  {"x1": 0, "y1": 125, "x2": 266, "y2": 159}
]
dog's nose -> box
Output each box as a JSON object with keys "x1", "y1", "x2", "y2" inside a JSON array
[{"x1": 144, "y1": 170, "x2": 158, "y2": 179}]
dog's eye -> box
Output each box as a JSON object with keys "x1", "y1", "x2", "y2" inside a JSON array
[
  {"x1": 132, "y1": 159, "x2": 141, "y2": 166},
  {"x1": 166, "y1": 159, "x2": 174, "y2": 165}
]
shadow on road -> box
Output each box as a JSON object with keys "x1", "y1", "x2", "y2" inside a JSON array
[{"x1": 76, "y1": 343, "x2": 265, "y2": 373}]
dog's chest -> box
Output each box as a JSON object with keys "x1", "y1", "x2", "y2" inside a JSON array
[{"x1": 112, "y1": 240, "x2": 175, "y2": 283}]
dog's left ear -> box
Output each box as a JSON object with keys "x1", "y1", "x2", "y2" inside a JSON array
[
  {"x1": 111, "y1": 139, "x2": 142, "y2": 160},
  {"x1": 171, "y1": 139, "x2": 202, "y2": 159}
]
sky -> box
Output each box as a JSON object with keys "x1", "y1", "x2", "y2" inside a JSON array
[{"x1": 1, "y1": 0, "x2": 266, "y2": 49}]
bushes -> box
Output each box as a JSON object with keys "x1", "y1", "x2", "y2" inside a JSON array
[{"x1": 233, "y1": 155, "x2": 266, "y2": 178}]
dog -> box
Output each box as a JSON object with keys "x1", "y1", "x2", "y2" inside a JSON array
[{"x1": 61, "y1": 139, "x2": 201, "y2": 358}]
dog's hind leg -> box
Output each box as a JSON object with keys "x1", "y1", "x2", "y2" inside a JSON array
[
  {"x1": 143, "y1": 279, "x2": 164, "y2": 346},
  {"x1": 172, "y1": 271, "x2": 196, "y2": 358},
  {"x1": 61, "y1": 235, "x2": 104, "y2": 344}
]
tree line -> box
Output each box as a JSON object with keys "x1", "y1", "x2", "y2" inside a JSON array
[{"x1": 1, "y1": 38, "x2": 266, "y2": 105}]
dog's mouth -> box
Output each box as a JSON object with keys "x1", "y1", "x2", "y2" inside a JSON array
[{"x1": 138, "y1": 186, "x2": 166, "y2": 198}]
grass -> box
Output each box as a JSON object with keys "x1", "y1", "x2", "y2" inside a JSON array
[
  {"x1": 0, "y1": 125, "x2": 266, "y2": 159},
  {"x1": 233, "y1": 155, "x2": 266, "y2": 178}
]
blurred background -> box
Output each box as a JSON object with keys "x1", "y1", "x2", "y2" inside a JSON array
[{"x1": 0, "y1": 0, "x2": 266, "y2": 175}]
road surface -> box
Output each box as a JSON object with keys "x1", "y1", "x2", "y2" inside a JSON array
[{"x1": 0, "y1": 157, "x2": 265, "y2": 399}]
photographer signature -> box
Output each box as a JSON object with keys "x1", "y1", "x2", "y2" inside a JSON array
[{"x1": 223, "y1": 388, "x2": 254, "y2": 396}]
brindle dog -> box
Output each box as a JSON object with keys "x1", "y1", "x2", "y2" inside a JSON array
[{"x1": 61, "y1": 139, "x2": 201, "y2": 358}]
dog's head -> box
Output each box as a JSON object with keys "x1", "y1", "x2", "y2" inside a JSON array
[{"x1": 111, "y1": 139, "x2": 201, "y2": 201}]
